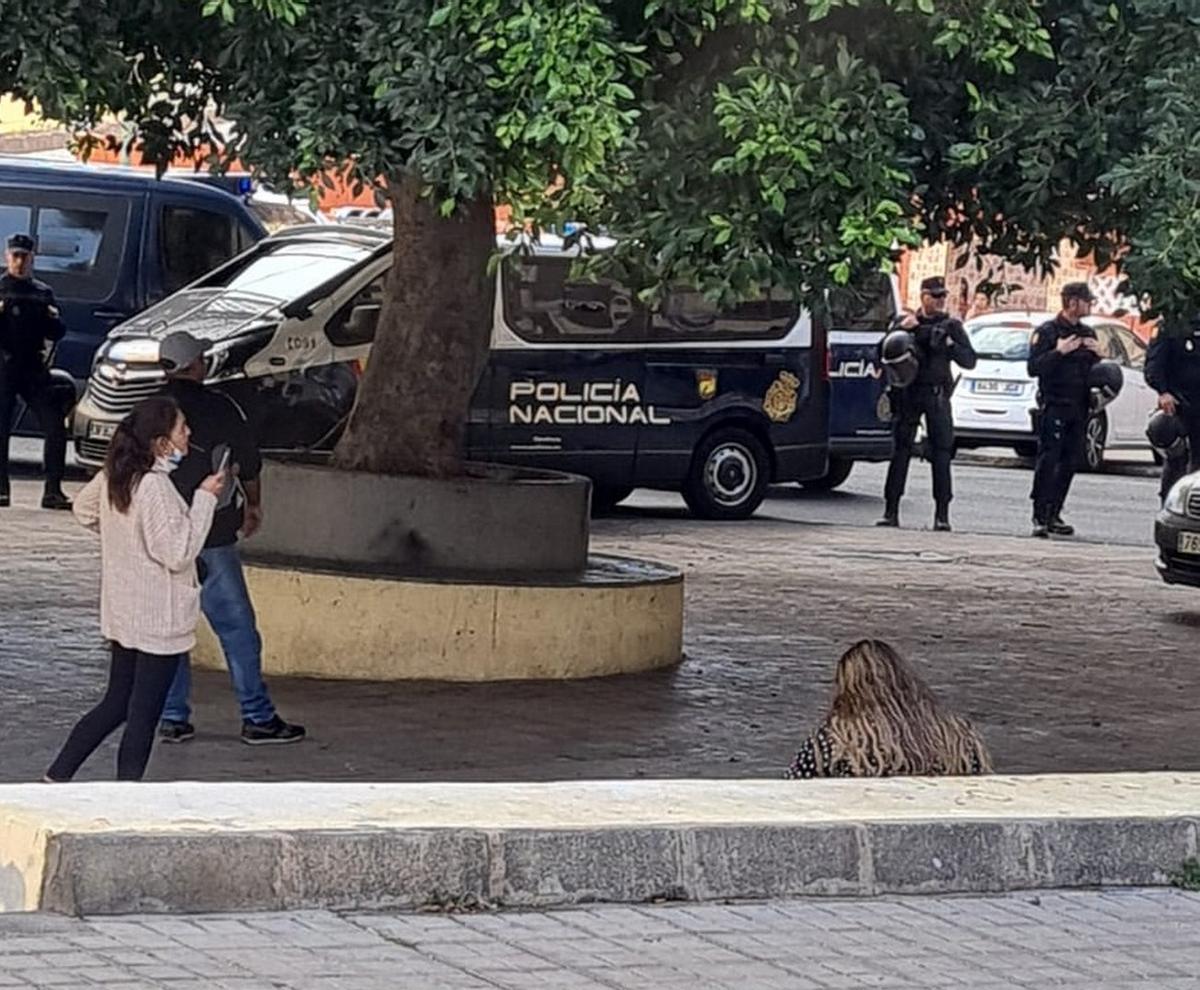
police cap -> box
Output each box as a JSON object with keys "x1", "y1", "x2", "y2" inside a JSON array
[
  {"x1": 920, "y1": 276, "x2": 948, "y2": 298},
  {"x1": 6, "y1": 233, "x2": 34, "y2": 254},
  {"x1": 159, "y1": 331, "x2": 207, "y2": 373},
  {"x1": 1062, "y1": 281, "x2": 1096, "y2": 305}
]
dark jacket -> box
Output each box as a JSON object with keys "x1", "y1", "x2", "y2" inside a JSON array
[
  {"x1": 162, "y1": 379, "x2": 262, "y2": 548},
  {"x1": 890, "y1": 311, "x2": 977, "y2": 389},
  {"x1": 0, "y1": 273, "x2": 65, "y2": 370},
  {"x1": 1145, "y1": 321, "x2": 1200, "y2": 406},
  {"x1": 1027, "y1": 315, "x2": 1100, "y2": 412}
]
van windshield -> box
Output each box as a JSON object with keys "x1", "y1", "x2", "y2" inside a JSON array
[
  {"x1": 199, "y1": 241, "x2": 372, "y2": 303},
  {"x1": 968, "y1": 323, "x2": 1033, "y2": 361}
]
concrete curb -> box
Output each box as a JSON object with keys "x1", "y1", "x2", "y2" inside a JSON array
[{"x1": 3, "y1": 774, "x2": 1199, "y2": 915}]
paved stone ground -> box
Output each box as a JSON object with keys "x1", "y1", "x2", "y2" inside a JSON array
[
  {"x1": 1, "y1": 890, "x2": 1199, "y2": 988},
  {"x1": 3, "y1": 458, "x2": 1200, "y2": 783}
]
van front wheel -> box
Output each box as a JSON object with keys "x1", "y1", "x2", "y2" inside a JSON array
[{"x1": 683, "y1": 428, "x2": 771, "y2": 520}]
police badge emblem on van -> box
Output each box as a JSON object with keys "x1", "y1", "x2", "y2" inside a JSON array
[{"x1": 763, "y1": 370, "x2": 800, "y2": 423}]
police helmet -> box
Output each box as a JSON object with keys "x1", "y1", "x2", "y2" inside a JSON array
[
  {"x1": 1088, "y1": 360, "x2": 1123, "y2": 409},
  {"x1": 1146, "y1": 409, "x2": 1189, "y2": 458},
  {"x1": 880, "y1": 329, "x2": 919, "y2": 388}
]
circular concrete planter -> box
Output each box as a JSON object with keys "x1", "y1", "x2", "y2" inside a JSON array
[
  {"x1": 202, "y1": 458, "x2": 684, "y2": 681},
  {"x1": 194, "y1": 554, "x2": 683, "y2": 681}
]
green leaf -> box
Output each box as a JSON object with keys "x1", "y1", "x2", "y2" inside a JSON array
[{"x1": 428, "y1": 5, "x2": 453, "y2": 28}]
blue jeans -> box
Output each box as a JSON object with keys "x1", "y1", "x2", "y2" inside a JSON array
[{"x1": 162, "y1": 545, "x2": 276, "y2": 726}]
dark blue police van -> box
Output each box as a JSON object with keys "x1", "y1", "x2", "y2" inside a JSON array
[
  {"x1": 0, "y1": 158, "x2": 266, "y2": 437},
  {"x1": 70, "y1": 225, "x2": 894, "y2": 517}
]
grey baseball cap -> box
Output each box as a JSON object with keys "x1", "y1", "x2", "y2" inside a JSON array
[{"x1": 158, "y1": 331, "x2": 206, "y2": 373}]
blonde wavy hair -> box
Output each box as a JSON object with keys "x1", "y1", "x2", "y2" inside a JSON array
[{"x1": 818, "y1": 639, "x2": 992, "y2": 776}]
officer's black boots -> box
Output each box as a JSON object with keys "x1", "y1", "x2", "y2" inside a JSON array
[
  {"x1": 876, "y1": 501, "x2": 900, "y2": 527},
  {"x1": 1047, "y1": 515, "x2": 1074, "y2": 537},
  {"x1": 41, "y1": 488, "x2": 71, "y2": 511},
  {"x1": 933, "y1": 503, "x2": 951, "y2": 532}
]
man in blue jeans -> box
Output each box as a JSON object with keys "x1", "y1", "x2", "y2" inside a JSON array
[{"x1": 157, "y1": 332, "x2": 305, "y2": 746}]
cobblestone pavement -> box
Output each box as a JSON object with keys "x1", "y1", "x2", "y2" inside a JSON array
[
  {"x1": 3, "y1": 463, "x2": 1200, "y2": 784},
  {"x1": 1, "y1": 889, "x2": 1198, "y2": 988}
]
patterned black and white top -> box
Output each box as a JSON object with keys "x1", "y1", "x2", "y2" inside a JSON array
[{"x1": 785, "y1": 727, "x2": 987, "y2": 779}]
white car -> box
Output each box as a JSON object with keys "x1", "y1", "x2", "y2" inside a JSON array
[{"x1": 952, "y1": 311, "x2": 1159, "y2": 470}]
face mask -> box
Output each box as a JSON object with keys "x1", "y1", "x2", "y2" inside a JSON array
[{"x1": 156, "y1": 445, "x2": 184, "y2": 472}]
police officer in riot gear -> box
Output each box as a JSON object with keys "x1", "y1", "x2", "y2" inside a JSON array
[
  {"x1": 1027, "y1": 282, "x2": 1101, "y2": 538},
  {"x1": 0, "y1": 233, "x2": 71, "y2": 509},
  {"x1": 877, "y1": 276, "x2": 977, "y2": 531},
  {"x1": 1145, "y1": 315, "x2": 1200, "y2": 504}
]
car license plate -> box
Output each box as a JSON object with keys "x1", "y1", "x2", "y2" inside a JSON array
[
  {"x1": 88, "y1": 421, "x2": 117, "y2": 440},
  {"x1": 1179, "y1": 532, "x2": 1200, "y2": 556},
  {"x1": 973, "y1": 380, "x2": 1021, "y2": 395}
]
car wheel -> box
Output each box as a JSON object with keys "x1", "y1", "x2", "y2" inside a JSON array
[
  {"x1": 800, "y1": 457, "x2": 854, "y2": 492},
  {"x1": 1013, "y1": 442, "x2": 1038, "y2": 460},
  {"x1": 683, "y1": 427, "x2": 771, "y2": 520},
  {"x1": 1083, "y1": 413, "x2": 1107, "y2": 472},
  {"x1": 591, "y1": 485, "x2": 634, "y2": 515}
]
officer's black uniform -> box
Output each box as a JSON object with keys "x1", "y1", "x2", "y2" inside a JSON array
[
  {"x1": 1145, "y1": 317, "x2": 1200, "y2": 501},
  {"x1": 0, "y1": 233, "x2": 70, "y2": 508},
  {"x1": 881, "y1": 279, "x2": 977, "y2": 529},
  {"x1": 1027, "y1": 296, "x2": 1100, "y2": 531}
]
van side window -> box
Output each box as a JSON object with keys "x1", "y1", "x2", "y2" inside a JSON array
[
  {"x1": 501, "y1": 256, "x2": 795, "y2": 344},
  {"x1": 0, "y1": 191, "x2": 127, "y2": 302},
  {"x1": 161, "y1": 206, "x2": 239, "y2": 294},
  {"x1": 326, "y1": 272, "x2": 385, "y2": 347},
  {"x1": 0, "y1": 204, "x2": 32, "y2": 240},
  {"x1": 36, "y1": 207, "x2": 108, "y2": 274}
]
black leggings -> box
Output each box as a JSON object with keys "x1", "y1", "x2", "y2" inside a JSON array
[{"x1": 47, "y1": 644, "x2": 182, "y2": 782}]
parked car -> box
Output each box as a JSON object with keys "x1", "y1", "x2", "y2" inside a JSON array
[
  {"x1": 952, "y1": 311, "x2": 1159, "y2": 469},
  {"x1": 72, "y1": 226, "x2": 835, "y2": 519},
  {"x1": 0, "y1": 157, "x2": 267, "y2": 438},
  {"x1": 1156, "y1": 470, "x2": 1200, "y2": 587}
]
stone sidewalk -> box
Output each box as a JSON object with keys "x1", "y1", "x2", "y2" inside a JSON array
[
  {"x1": 3, "y1": 475, "x2": 1200, "y2": 783},
  {"x1": 2, "y1": 889, "x2": 1199, "y2": 988}
]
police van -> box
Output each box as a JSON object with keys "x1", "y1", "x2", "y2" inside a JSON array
[{"x1": 71, "y1": 225, "x2": 849, "y2": 518}]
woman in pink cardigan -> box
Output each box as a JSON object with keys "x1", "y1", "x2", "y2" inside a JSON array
[{"x1": 46, "y1": 396, "x2": 226, "y2": 781}]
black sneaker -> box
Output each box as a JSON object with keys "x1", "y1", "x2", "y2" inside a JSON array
[
  {"x1": 41, "y1": 491, "x2": 72, "y2": 511},
  {"x1": 1048, "y1": 516, "x2": 1075, "y2": 536},
  {"x1": 159, "y1": 720, "x2": 196, "y2": 744},
  {"x1": 241, "y1": 716, "x2": 306, "y2": 746},
  {"x1": 875, "y1": 512, "x2": 899, "y2": 527},
  {"x1": 1032, "y1": 522, "x2": 1050, "y2": 539}
]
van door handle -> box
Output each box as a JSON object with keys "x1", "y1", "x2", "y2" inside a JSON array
[{"x1": 93, "y1": 309, "x2": 129, "y2": 321}]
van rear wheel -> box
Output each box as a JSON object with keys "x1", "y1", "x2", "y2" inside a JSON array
[{"x1": 683, "y1": 427, "x2": 771, "y2": 520}]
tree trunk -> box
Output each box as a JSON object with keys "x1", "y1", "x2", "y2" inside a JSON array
[{"x1": 331, "y1": 174, "x2": 495, "y2": 477}]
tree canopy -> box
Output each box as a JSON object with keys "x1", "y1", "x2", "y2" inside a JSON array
[{"x1": 0, "y1": 0, "x2": 1197, "y2": 470}]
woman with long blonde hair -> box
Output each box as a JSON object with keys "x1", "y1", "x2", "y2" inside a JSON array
[{"x1": 787, "y1": 639, "x2": 991, "y2": 778}]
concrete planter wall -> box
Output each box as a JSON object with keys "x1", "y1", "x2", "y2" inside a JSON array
[{"x1": 243, "y1": 459, "x2": 590, "y2": 579}]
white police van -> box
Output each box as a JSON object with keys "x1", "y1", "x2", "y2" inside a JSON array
[{"x1": 72, "y1": 225, "x2": 842, "y2": 519}]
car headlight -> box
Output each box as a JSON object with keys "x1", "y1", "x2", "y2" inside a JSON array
[
  {"x1": 1165, "y1": 479, "x2": 1191, "y2": 516},
  {"x1": 105, "y1": 338, "x2": 161, "y2": 365}
]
